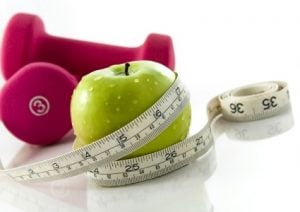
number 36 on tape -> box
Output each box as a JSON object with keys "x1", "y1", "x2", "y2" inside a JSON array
[{"x1": 0, "y1": 76, "x2": 291, "y2": 186}]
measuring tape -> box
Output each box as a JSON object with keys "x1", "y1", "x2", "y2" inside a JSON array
[{"x1": 0, "y1": 77, "x2": 291, "y2": 186}]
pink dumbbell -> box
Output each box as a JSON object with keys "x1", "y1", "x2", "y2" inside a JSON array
[
  {"x1": 1, "y1": 13, "x2": 175, "y2": 80},
  {"x1": 0, "y1": 13, "x2": 175, "y2": 145},
  {"x1": 0, "y1": 62, "x2": 77, "y2": 145}
]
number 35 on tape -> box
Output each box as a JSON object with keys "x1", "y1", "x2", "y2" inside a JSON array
[{"x1": 0, "y1": 77, "x2": 291, "y2": 186}]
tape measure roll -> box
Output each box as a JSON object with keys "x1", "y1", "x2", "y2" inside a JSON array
[{"x1": 0, "y1": 77, "x2": 290, "y2": 186}]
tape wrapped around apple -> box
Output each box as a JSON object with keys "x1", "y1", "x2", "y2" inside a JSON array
[{"x1": 71, "y1": 61, "x2": 191, "y2": 159}]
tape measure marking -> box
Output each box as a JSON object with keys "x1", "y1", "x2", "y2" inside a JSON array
[
  {"x1": 1, "y1": 76, "x2": 189, "y2": 182},
  {"x1": 88, "y1": 124, "x2": 214, "y2": 186},
  {"x1": 0, "y1": 78, "x2": 290, "y2": 186}
]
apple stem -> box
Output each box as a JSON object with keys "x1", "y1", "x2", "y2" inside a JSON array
[{"x1": 125, "y1": 63, "x2": 130, "y2": 76}]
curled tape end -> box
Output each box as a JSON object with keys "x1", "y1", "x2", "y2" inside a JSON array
[
  {"x1": 0, "y1": 79, "x2": 291, "y2": 186},
  {"x1": 207, "y1": 97, "x2": 222, "y2": 120}
]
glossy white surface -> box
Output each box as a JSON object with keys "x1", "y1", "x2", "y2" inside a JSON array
[{"x1": 0, "y1": 1, "x2": 300, "y2": 211}]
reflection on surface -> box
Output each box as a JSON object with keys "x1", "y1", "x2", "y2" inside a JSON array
[
  {"x1": 219, "y1": 108, "x2": 294, "y2": 141},
  {"x1": 1, "y1": 108, "x2": 292, "y2": 211},
  {"x1": 0, "y1": 175, "x2": 86, "y2": 212},
  {"x1": 0, "y1": 142, "x2": 216, "y2": 212},
  {"x1": 87, "y1": 147, "x2": 216, "y2": 212},
  {"x1": 0, "y1": 132, "x2": 87, "y2": 211}
]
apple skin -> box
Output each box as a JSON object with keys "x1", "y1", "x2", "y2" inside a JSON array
[{"x1": 71, "y1": 61, "x2": 191, "y2": 159}]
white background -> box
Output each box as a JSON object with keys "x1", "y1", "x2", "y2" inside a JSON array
[{"x1": 0, "y1": 1, "x2": 299, "y2": 212}]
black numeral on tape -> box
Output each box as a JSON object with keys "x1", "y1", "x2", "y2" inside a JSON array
[
  {"x1": 28, "y1": 169, "x2": 34, "y2": 175},
  {"x1": 118, "y1": 134, "x2": 127, "y2": 148},
  {"x1": 91, "y1": 168, "x2": 99, "y2": 177},
  {"x1": 125, "y1": 163, "x2": 140, "y2": 172},
  {"x1": 196, "y1": 136, "x2": 205, "y2": 146},
  {"x1": 262, "y1": 96, "x2": 277, "y2": 110},
  {"x1": 153, "y1": 109, "x2": 162, "y2": 119},
  {"x1": 175, "y1": 87, "x2": 182, "y2": 101},
  {"x1": 52, "y1": 163, "x2": 59, "y2": 169},
  {"x1": 230, "y1": 103, "x2": 244, "y2": 114},
  {"x1": 165, "y1": 150, "x2": 177, "y2": 160},
  {"x1": 82, "y1": 151, "x2": 91, "y2": 159}
]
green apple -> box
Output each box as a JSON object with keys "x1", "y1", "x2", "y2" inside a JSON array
[{"x1": 71, "y1": 60, "x2": 191, "y2": 159}]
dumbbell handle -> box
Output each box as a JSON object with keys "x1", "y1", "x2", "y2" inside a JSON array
[
  {"x1": 2, "y1": 13, "x2": 174, "y2": 80},
  {"x1": 36, "y1": 34, "x2": 140, "y2": 78}
]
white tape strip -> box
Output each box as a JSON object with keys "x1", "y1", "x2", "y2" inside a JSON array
[{"x1": 0, "y1": 79, "x2": 291, "y2": 186}]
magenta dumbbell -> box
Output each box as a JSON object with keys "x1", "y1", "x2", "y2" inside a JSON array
[
  {"x1": 0, "y1": 13, "x2": 175, "y2": 146},
  {"x1": 0, "y1": 62, "x2": 77, "y2": 145},
  {"x1": 1, "y1": 13, "x2": 175, "y2": 80}
]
